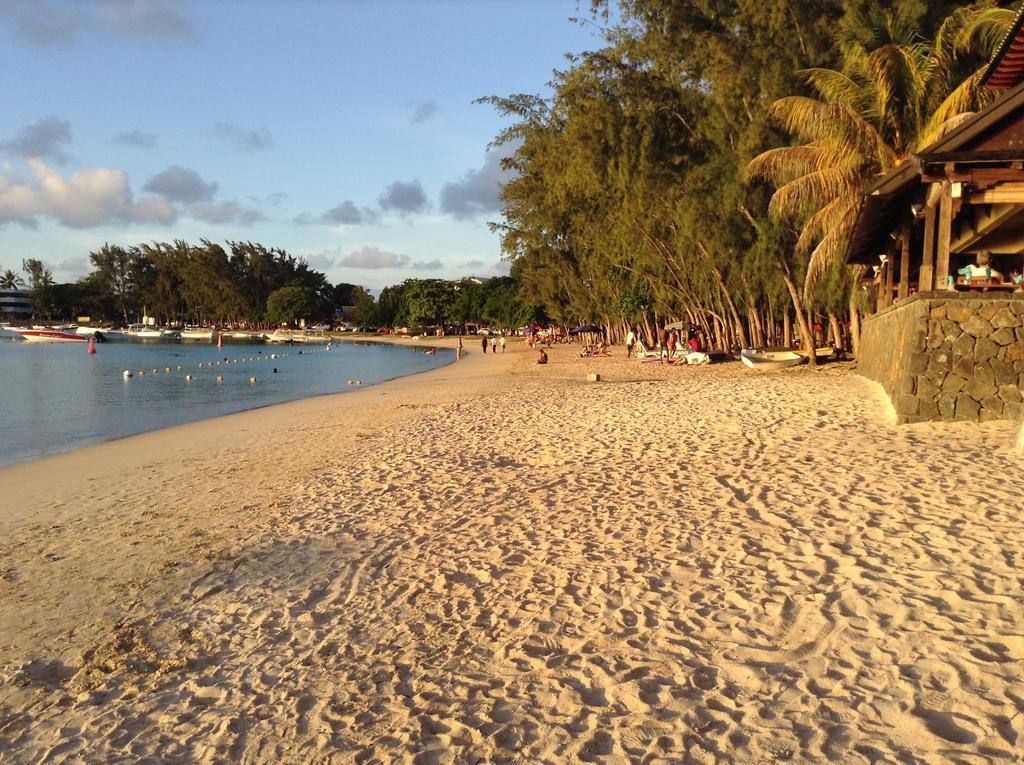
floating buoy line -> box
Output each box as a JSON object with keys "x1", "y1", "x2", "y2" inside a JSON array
[{"x1": 118, "y1": 343, "x2": 344, "y2": 386}]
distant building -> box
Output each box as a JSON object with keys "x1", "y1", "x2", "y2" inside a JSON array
[{"x1": 0, "y1": 289, "x2": 32, "y2": 322}]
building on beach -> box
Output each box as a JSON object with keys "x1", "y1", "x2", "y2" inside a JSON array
[
  {"x1": 847, "y1": 17, "x2": 1024, "y2": 423},
  {"x1": 0, "y1": 289, "x2": 33, "y2": 322}
]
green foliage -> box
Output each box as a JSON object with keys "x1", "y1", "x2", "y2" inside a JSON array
[
  {"x1": 399, "y1": 279, "x2": 456, "y2": 327},
  {"x1": 351, "y1": 287, "x2": 378, "y2": 327},
  {"x1": 479, "y1": 0, "x2": 1011, "y2": 349},
  {"x1": 265, "y1": 285, "x2": 318, "y2": 325},
  {"x1": 22, "y1": 258, "x2": 55, "y2": 318},
  {"x1": 1, "y1": 269, "x2": 25, "y2": 289}
]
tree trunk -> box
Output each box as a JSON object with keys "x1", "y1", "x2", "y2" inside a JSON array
[
  {"x1": 781, "y1": 269, "x2": 816, "y2": 368},
  {"x1": 850, "y1": 304, "x2": 861, "y2": 358},
  {"x1": 828, "y1": 311, "x2": 843, "y2": 350},
  {"x1": 783, "y1": 311, "x2": 792, "y2": 348},
  {"x1": 642, "y1": 314, "x2": 656, "y2": 347}
]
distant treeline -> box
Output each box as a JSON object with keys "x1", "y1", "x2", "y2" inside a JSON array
[{"x1": 8, "y1": 241, "x2": 542, "y2": 330}]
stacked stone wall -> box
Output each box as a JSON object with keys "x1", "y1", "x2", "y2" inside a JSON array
[{"x1": 858, "y1": 292, "x2": 1024, "y2": 423}]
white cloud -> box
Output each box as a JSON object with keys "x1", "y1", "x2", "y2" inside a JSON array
[
  {"x1": 2, "y1": 115, "x2": 73, "y2": 164},
  {"x1": 409, "y1": 100, "x2": 439, "y2": 124},
  {"x1": 0, "y1": 159, "x2": 175, "y2": 228},
  {"x1": 322, "y1": 200, "x2": 364, "y2": 225},
  {"x1": 1, "y1": 0, "x2": 198, "y2": 47},
  {"x1": 440, "y1": 149, "x2": 513, "y2": 220},
  {"x1": 56, "y1": 256, "x2": 90, "y2": 278},
  {"x1": 337, "y1": 246, "x2": 410, "y2": 269},
  {"x1": 304, "y1": 253, "x2": 336, "y2": 270},
  {"x1": 113, "y1": 129, "x2": 158, "y2": 148},
  {"x1": 143, "y1": 164, "x2": 217, "y2": 203},
  {"x1": 95, "y1": 0, "x2": 197, "y2": 40},
  {"x1": 295, "y1": 199, "x2": 379, "y2": 226},
  {"x1": 378, "y1": 179, "x2": 428, "y2": 215},
  {"x1": 186, "y1": 200, "x2": 264, "y2": 225},
  {"x1": 213, "y1": 122, "x2": 273, "y2": 151}
]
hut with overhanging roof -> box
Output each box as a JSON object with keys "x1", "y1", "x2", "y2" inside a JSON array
[{"x1": 848, "y1": 15, "x2": 1024, "y2": 423}]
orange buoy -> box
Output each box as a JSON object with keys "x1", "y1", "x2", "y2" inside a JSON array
[{"x1": 87, "y1": 336, "x2": 96, "y2": 355}]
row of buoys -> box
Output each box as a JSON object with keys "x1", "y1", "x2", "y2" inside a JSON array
[
  {"x1": 346, "y1": 379, "x2": 363, "y2": 385},
  {"x1": 120, "y1": 341, "x2": 335, "y2": 381}
]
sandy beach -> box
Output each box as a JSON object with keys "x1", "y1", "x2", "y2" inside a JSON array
[{"x1": 1, "y1": 337, "x2": 1022, "y2": 764}]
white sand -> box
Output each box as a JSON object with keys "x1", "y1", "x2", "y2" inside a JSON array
[{"x1": 1, "y1": 338, "x2": 1022, "y2": 763}]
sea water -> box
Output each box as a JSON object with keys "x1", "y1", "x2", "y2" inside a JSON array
[{"x1": 0, "y1": 338, "x2": 452, "y2": 467}]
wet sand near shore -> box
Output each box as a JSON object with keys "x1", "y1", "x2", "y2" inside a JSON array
[{"x1": 1, "y1": 337, "x2": 1022, "y2": 763}]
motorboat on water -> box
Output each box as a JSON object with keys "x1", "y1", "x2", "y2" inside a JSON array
[
  {"x1": 265, "y1": 330, "x2": 295, "y2": 344},
  {"x1": 74, "y1": 326, "x2": 127, "y2": 341},
  {"x1": 740, "y1": 348, "x2": 805, "y2": 370},
  {"x1": 125, "y1": 324, "x2": 180, "y2": 341},
  {"x1": 12, "y1": 327, "x2": 89, "y2": 343},
  {"x1": 180, "y1": 328, "x2": 215, "y2": 341},
  {"x1": 293, "y1": 332, "x2": 330, "y2": 344},
  {"x1": 229, "y1": 331, "x2": 263, "y2": 342}
]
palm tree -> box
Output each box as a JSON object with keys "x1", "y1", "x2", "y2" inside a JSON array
[
  {"x1": 748, "y1": 3, "x2": 1014, "y2": 300},
  {"x1": 0, "y1": 269, "x2": 24, "y2": 289}
]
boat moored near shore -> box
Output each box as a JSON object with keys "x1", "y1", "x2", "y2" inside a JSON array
[{"x1": 11, "y1": 327, "x2": 89, "y2": 343}]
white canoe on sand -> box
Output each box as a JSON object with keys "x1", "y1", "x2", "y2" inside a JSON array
[{"x1": 740, "y1": 348, "x2": 804, "y2": 370}]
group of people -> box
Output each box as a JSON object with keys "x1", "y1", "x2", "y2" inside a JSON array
[
  {"x1": 579, "y1": 340, "x2": 611, "y2": 357},
  {"x1": 625, "y1": 326, "x2": 703, "y2": 362},
  {"x1": 480, "y1": 334, "x2": 506, "y2": 354}
]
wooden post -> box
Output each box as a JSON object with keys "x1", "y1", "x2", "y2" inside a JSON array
[
  {"x1": 935, "y1": 181, "x2": 953, "y2": 290},
  {"x1": 880, "y1": 262, "x2": 888, "y2": 313},
  {"x1": 883, "y1": 249, "x2": 895, "y2": 307},
  {"x1": 898, "y1": 227, "x2": 911, "y2": 299},
  {"x1": 920, "y1": 201, "x2": 936, "y2": 292}
]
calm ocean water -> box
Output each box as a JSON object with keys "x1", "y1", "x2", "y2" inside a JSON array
[{"x1": 0, "y1": 338, "x2": 452, "y2": 467}]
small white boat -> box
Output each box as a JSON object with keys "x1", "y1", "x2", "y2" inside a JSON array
[
  {"x1": 229, "y1": 331, "x2": 262, "y2": 342},
  {"x1": 740, "y1": 348, "x2": 804, "y2": 370},
  {"x1": 794, "y1": 347, "x2": 838, "y2": 361},
  {"x1": 180, "y1": 328, "x2": 215, "y2": 341},
  {"x1": 125, "y1": 324, "x2": 180, "y2": 341},
  {"x1": 12, "y1": 327, "x2": 87, "y2": 343},
  {"x1": 265, "y1": 330, "x2": 295, "y2": 344}
]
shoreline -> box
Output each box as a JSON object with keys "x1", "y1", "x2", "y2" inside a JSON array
[
  {"x1": 0, "y1": 334, "x2": 459, "y2": 472},
  {"x1": 1, "y1": 343, "x2": 1022, "y2": 762}
]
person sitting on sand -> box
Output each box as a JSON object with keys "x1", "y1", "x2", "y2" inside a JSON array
[{"x1": 535, "y1": 349, "x2": 548, "y2": 365}]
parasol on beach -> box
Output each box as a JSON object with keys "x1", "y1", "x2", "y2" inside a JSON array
[{"x1": 569, "y1": 324, "x2": 603, "y2": 335}]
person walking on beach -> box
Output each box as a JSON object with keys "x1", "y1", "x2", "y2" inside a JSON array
[
  {"x1": 625, "y1": 326, "x2": 636, "y2": 358},
  {"x1": 490, "y1": 336, "x2": 497, "y2": 354},
  {"x1": 481, "y1": 335, "x2": 488, "y2": 354},
  {"x1": 456, "y1": 336, "x2": 463, "y2": 360},
  {"x1": 499, "y1": 335, "x2": 506, "y2": 353}
]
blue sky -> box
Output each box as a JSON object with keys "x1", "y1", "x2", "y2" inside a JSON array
[{"x1": 0, "y1": 0, "x2": 606, "y2": 290}]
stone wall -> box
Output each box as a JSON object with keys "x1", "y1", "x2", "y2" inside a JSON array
[{"x1": 858, "y1": 292, "x2": 1024, "y2": 423}]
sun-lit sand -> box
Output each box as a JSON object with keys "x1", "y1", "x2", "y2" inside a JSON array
[{"x1": 1, "y1": 337, "x2": 1022, "y2": 763}]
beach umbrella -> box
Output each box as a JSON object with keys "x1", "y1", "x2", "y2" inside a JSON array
[{"x1": 569, "y1": 324, "x2": 603, "y2": 335}]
